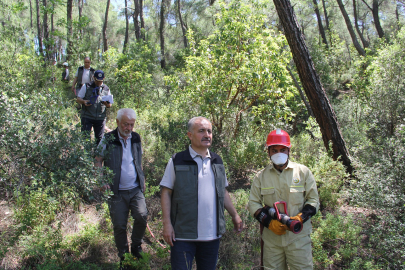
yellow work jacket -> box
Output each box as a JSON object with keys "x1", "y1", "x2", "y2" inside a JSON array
[{"x1": 248, "y1": 161, "x2": 319, "y2": 247}]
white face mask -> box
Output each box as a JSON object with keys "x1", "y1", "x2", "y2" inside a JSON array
[{"x1": 271, "y1": 153, "x2": 288, "y2": 166}]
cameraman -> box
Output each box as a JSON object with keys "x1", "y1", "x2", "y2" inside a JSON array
[{"x1": 76, "y1": 70, "x2": 112, "y2": 144}]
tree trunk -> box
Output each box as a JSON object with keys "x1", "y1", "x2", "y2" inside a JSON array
[
  {"x1": 78, "y1": 0, "x2": 83, "y2": 18},
  {"x1": 140, "y1": 0, "x2": 145, "y2": 40},
  {"x1": 98, "y1": 35, "x2": 102, "y2": 57},
  {"x1": 29, "y1": 0, "x2": 33, "y2": 28},
  {"x1": 51, "y1": 1, "x2": 55, "y2": 60},
  {"x1": 102, "y1": 0, "x2": 110, "y2": 52},
  {"x1": 396, "y1": 2, "x2": 400, "y2": 31},
  {"x1": 35, "y1": 0, "x2": 44, "y2": 58},
  {"x1": 78, "y1": 0, "x2": 83, "y2": 36},
  {"x1": 134, "y1": 0, "x2": 141, "y2": 40},
  {"x1": 59, "y1": 37, "x2": 63, "y2": 61},
  {"x1": 312, "y1": 0, "x2": 328, "y2": 48},
  {"x1": 51, "y1": 2, "x2": 54, "y2": 33},
  {"x1": 42, "y1": 0, "x2": 50, "y2": 60},
  {"x1": 353, "y1": 0, "x2": 369, "y2": 48},
  {"x1": 361, "y1": 0, "x2": 385, "y2": 39},
  {"x1": 372, "y1": 0, "x2": 385, "y2": 39},
  {"x1": 273, "y1": 0, "x2": 353, "y2": 174},
  {"x1": 321, "y1": 0, "x2": 332, "y2": 46},
  {"x1": 177, "y1": 0, "x2": 188, "y2": 48},
  {"x1": 66, "y1": 0, "x2": 73, "y2": 61},
  {"x1": 160, "y1": 0, "x2": 166, "y2": 69},
  {"x1": 321, "y1": 0, "x2": 330, "y2": 32},
  {"x1": 336, "y1": 0, "x2": 366, "y2": 56},
  {"x1": 123, "y1": 0, "x2": 129, "y2": 53}
]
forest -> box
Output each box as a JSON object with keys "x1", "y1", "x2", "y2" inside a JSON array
[{"x1": 0, "y1": 0, "x2": 404, "y2": 269}]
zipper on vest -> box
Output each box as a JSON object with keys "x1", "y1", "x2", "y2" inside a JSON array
[{"x1": 211, "y1": 165, "x2": 219, "y2": 236}]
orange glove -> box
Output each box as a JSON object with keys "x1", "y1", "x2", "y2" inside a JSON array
[
  {"x1": 290, "y1": 213, "x2": 303, "y2": 223},
  {"x1": 268, "y1": 219, "x2": 288, "y2": 235}
]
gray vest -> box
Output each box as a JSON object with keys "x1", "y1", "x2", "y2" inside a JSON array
[
  {"x1": 170, "y1": 149, "x2": 226, "y2": 239},
  {"x1": 76, "y1": 66, "x2": 95, "y2": 90},
  {"x1": 103, "y1": 129, "x2": 145, "y2": 195},
  {"x1": 81, "y1": 83, "x2": 110, "y2": 120}
]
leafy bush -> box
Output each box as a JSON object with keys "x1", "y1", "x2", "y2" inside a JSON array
[
  {"x1": 101, "y1": 43, "x2": 160, "y2": 111},
  {"x1": 167, "y1": 0, "x2": 298, "y2": 153},
  {"x1": 0, "y1": 89, "x2": 114, "y2": 204},
  {"x1": 14, "y1": 191, "x2": 59, "y2": 232},
  {"x1": 360, "y1": 29, "x2": 405, "y2": 142},
  {"x1": 349, "y1": 133, "x2": 405, "y2": 268},
  {"x1": 311, "y1": 212, "x2": 365, "y2": 269},
  {"x1": 219, "y1": 189, "x2": 260, "y2": 269},
  {"x1": 121, "y1": 252, "x2": 152, "y2": 270},
  {"x1": 17, "y1": 224, "x2": 63, "y2": 267},
  {"x1": 291, "y1": 123, "x2": 348, "y2": 210}
]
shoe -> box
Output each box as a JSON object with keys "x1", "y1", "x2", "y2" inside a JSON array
[{"x1": 131, "y1": 245, "x2": 143, "y2": 259}]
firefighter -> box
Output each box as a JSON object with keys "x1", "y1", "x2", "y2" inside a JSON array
[{"x1": 248, "y1": 129, "x2": 319, "y2": 270}]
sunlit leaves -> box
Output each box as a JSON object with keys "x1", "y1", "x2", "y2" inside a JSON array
[{"x1": 174, "y1": 0, "x2": 295, "y2": 138}]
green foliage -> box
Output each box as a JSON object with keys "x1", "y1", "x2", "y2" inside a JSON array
[
  {"x1": 311, "y1": 212, "x2": 364, "y2": 269},
  {"x1": 218, "y1": 136, "x2": 268, "y2": 180},
  {"x1": 349, "y1": 133, "x2": 405, "y2": 268},
  {"x1": 17, "y1": 223, "x2": 63, "y2": 267},
  {"x1": 14, "y1": 191, "x2": 59, "y2": 232},
  {"x1": 102, "y1": 42, "x2": 160, "y2": 111},
  {"x1": 168, "y1": 0, "x2": 295, "y2": 140},
  {"x1": 0, "y1": 88, "x2": 114, "y2": 205},
  {"x1": 311, "y1": 152, "x2": 348, "y2": 210},
  {"x1": 62, "y1": 222, "x2": 113, "y2": 260},
  {"x1": 121, "y1": 252, "x2": 152, "y2": 270},
  {"x1": 12, "y1": 209, "x2": 114, "y2": 269},
  {"x1": 308, "y1": 25, "x2": 360, "y2": 96},
  {"x1": 359, "y1": 28, "x2": 405, "y2": 142},
  {"x1": 291, "y1": 122, "x2": 348, "y2": 209},
  {"x1": 154, "y1": 245, "x2": 170, "y2": 259},
  {"x1": 219, "y1": 189, "x2": 260, "y2": 269}
]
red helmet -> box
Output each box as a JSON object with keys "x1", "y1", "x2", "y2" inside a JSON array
[{"x1": 266, "y1": 129, "x2": 291, "y2": 148}]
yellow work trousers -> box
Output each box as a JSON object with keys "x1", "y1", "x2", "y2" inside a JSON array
[{"x1": 262, "y1": 234, "x2": 313, "y2": 270}]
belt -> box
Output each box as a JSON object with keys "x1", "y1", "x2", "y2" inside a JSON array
[{"x1": 118, "y1": 186, "x2": 139, "y2": 193}]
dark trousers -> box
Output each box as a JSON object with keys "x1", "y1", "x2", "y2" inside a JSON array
[
  {"x1": 170, "y1": 239, "x2": 220, "y2": 270},
  {"x1": 81, "y1": 117, "x2": 105, "y2": 145},
  {"x1": 108, "y1": 187, "x2": 148, "y2": 258}
]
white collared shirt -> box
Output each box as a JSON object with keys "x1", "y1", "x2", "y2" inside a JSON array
[{"x1": 117, "y1": 132, "x2": 138, "y2": 190}]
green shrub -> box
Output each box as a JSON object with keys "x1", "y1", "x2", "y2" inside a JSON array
[
  {"x1": 0, "y1": 89, "x2": 114, "y2": 205},
  {"x1": 18, "y1": 224, "x2": 63, "y2": 267},
  {"x1": 14, "y1": 191, "x2": 59, "y2": 232},
  {"x1": 218, "y1": 189, "x2": 260, "y2": 269},
  {"x1": 310, "y1": 150, "x2": 348, "y2": 210},
  {"x1": 349, "y1": 134, "x2": 405, "y2": 268},
  {"x1": 291, "y1": 126, "x2": 348, "y2": 210},
  {"x1": 62, "y1": 222, "x2": 114, "y2": 261},
  {"x1": 311, "y1": 212, "x2": 362, "y2": 269},
  {"x1": 121, "y1": 252, "x2": 152, "y2": 270}
]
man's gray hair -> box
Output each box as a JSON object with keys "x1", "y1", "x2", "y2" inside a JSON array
[
  {"x1": 117, "y1": 108, "x2": 137, "y2": 121},
  {"x1": 84, "y1": 56, "x2": 91, "y2": 61},
  {"x1": 187, "y1": 116, "x2": 210, "y2": 132}
]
